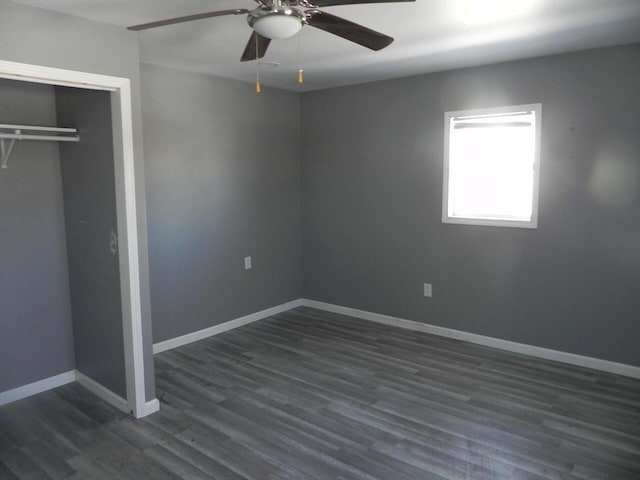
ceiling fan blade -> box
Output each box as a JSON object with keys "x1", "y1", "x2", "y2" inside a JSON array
[
  {"x1": 304, "y1": 0, "x2": 414, "y2": 7},
  {"x1": 240, "y1": 31, "x2": 272, "y2": 62},
  {"x1": 305, "y1": 10, "x2": 393, "y2": 51},
  {"x1": 128, "y1": 9, "x2": 249, "y2": 31}
]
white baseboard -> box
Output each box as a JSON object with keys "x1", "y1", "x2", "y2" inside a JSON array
[
  {"x1": 301, "y1": 299, "x2": 640, "y2": 380},
  {"x1": 153, "y1": 299, "x2": 304, "y2": 354},
  {"x1": 75, "y1": 371, "x2": 129, "y2": 413},
  {"x1": 0, "y1": 369, "x2": 160, "y2": 417},
  {"x1": 0, "y1": 298, "x2": 304, "y2": 412},
  {"x1": 9, "y1": 297, "x2": 632, "y2": 410},
  {"x1": 0, "y1": 370, "x2": 76, "y2": 406}
]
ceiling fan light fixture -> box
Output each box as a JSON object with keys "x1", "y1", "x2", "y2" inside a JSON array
[{"x1": 250, "y1": 11, "x2": 303, "y2": 40}]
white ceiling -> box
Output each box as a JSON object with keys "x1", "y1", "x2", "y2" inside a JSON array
[{"x1": 12, "y1": 0, "x2": 640, "y2": 91}]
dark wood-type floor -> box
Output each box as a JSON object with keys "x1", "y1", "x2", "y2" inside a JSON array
[{"x1": 2, "y1": 307, "x2": 640, "y2": 479}]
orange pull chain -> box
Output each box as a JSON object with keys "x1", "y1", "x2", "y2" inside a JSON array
[
  {"x1": 255, "y1": 34, "x2": 262, "y2": 94},
  {"x1": 297, "y1": 34, "x2": 304, "y2": 85}
]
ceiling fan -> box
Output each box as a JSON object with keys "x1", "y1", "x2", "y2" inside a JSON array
[{"x1": 128, "y1": 0, "x2": 415, "y2": 62}]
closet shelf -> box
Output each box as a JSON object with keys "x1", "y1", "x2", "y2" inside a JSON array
[{"x1": 1, "y1": 123, "x2": 80, "y2": 169}]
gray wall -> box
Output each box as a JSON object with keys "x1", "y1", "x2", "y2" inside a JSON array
[
  {"x1": 301, "y1": 44, "x2": 640, "y2": 367},
  {"x1": 0, "y1": 0, "x2": 156, "y2": 400},
  {"x1": 141, "y1": 64, "x2": 302, "y2": 343},
  {"x1": 0, "y1": 79, "x2": 75, "y2": 392},
  {"x1": 56, "y1": 87, "x2": 126, "y2": 397}
]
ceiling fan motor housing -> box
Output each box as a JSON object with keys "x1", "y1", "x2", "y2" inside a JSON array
[{"x1": 248, "y1": 2, "x2": 305, "y2": 40}]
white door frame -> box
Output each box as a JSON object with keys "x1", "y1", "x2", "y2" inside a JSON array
[{"x1": 0, "y1": 60, "x2": 157, "y2": 418}]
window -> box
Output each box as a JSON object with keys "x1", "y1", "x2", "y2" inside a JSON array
[{"x1": 442, "y1": 103, "x2": 541, "y2": 228}]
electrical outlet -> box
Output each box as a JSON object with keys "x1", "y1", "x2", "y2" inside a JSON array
[
  {"x1": 423, "y1": 283, "x2": 433, "y2": 297},
  {"x1": 244, "y1": 256, "x2": 252, "y2": 270}
]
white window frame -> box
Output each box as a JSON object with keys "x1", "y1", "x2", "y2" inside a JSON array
[{"x1": 442, "y1": 103, "x2": 542, "y2": 229}]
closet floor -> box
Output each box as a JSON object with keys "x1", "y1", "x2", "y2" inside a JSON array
[{"x1": 1, "y1": 306, "x2": 640, "y2": 479}]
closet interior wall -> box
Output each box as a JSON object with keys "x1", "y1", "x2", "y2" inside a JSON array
[
  {"x1": 56, "y1": 86, "x2": 127, "y2": 398},
  {"x1": 0, "y1": 79, "x2": 74, "y2": 392}
]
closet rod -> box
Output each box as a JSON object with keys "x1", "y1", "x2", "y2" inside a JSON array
[
  {"x1": 0, "y1": 124, "x2": 80, "y2": 169},
  {"x1": 0, "y1": 123, "x2": 77, "y2": 133},
  {"x1": 0, "y1": 132, "x2": 80, "y2": 142}
]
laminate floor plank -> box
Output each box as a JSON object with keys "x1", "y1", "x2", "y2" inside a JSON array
[
  {"x1": 322, "y1": 399, "x2": 576, "y2": 476},
  {"x1": 0, "y1": 447, "x2": 52, "y2": 480},
  {"x1": 0, "y1": 460, "x2": 20, "y2": 480},
  {"x1": 143, "y1": 445, "x2": 215, "y2": 480},
  {"x1": 19, "y1": 441, "x2": 76, "y2": 480},
  {"x1": 1, "y1": 306, "x2": 639, "y2": 479}
]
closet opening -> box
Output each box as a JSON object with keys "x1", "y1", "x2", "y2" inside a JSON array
[{"x1": 0, "y1": 61, "x2": 156, "y2": 419}]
